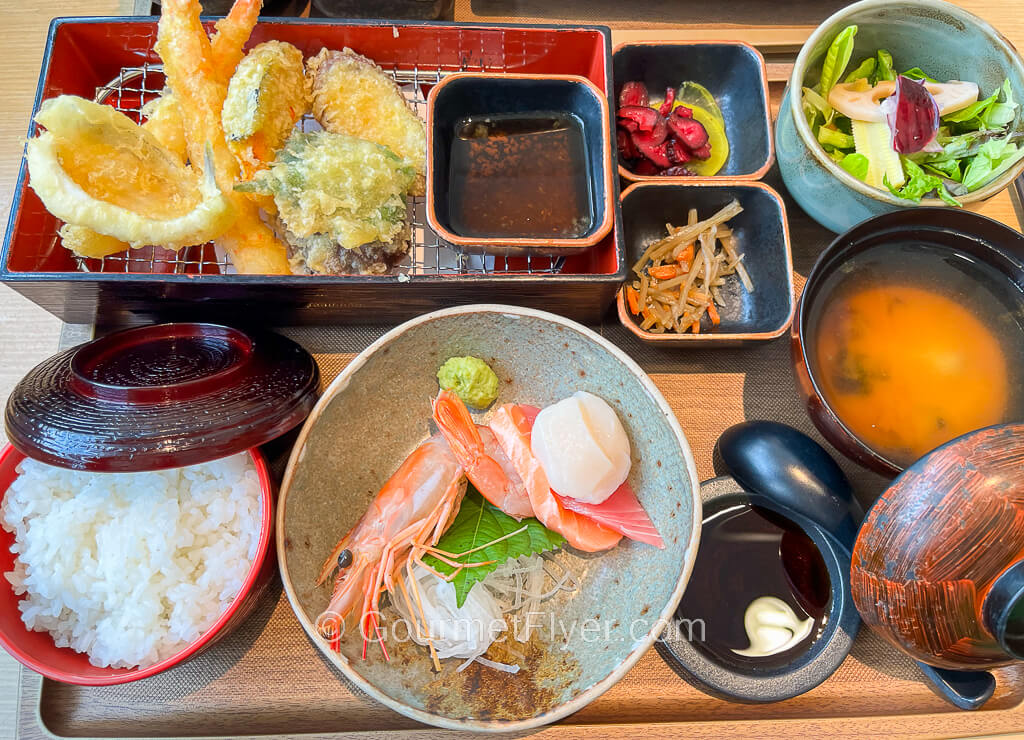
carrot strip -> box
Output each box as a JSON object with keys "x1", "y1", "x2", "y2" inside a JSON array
[
  {"x1": 676, "y1": 244, "x2": 695, "y2": 265},
  {"x1": 625, "y1": 285, "x2": 640, "y2": 315},
  {"x1": 649, "y1": 264, "x2": 679, "y2": 280},
  {"x1": 707, "y1": 302, "x2": 721, "y2": 325}
]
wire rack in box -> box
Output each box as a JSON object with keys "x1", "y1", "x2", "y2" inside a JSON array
[
  {"x1": 3, "y1": 19, "x2": 620, "y2": 326},
  {"x1": 86, "y1": 62, "x2": 565, "y2": 277}
]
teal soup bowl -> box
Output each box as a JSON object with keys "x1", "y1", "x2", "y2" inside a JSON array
[{"x1": 776, "y1": 0, "x2": 1024, "y2": 233}]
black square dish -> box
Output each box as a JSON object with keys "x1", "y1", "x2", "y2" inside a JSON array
[
  {"x1": 613, "y1": 42, "x2": 772, "y2": 181},
  {"x1": 426, "y1": 73, "x2": 615, "y2": 254},
  {"x1": 617, "y1": 181, "x2": 794, "y2": 344}
]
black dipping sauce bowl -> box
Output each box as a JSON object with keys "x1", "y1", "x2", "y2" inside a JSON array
[{"x1": 657, "y1": 475, "x2": 859, "y2": 703}]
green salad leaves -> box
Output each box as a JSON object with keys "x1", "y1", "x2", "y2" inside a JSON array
[
  {"x1": 800, "y1": 24, "x2": 1022, "y2": 204},
  {"x1": 422, "y1": 487, "x2": 565, "y2": 607},
  {"x1": 818, "y1": 24, "x2": 858, "y2": 119},
  {"x1": 884, "y1": 160, "x2": 960, "y2": 206}
]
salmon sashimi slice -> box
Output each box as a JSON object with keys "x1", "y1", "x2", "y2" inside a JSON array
[
  {"x1": 554, "y1": 481, "x2": 664, "y2": 548},
  {"x1": 488, "y1": 404, "x2": 621, "y2": 552}
]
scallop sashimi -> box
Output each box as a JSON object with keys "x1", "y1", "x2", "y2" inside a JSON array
[
  {"x1": 530, "y1": 391, "x2": 631, "y2": 504},
  {"x1": 489, "y1": 404, "x2": 622, "y2": 552}
]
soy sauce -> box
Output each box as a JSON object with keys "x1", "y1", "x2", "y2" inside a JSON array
[
  {"x1": 676, "y1": 495, "x2": 831, "y2": 671},
  {"x1": 447, "y1": 112, "x2": 593, "y2": 239}
]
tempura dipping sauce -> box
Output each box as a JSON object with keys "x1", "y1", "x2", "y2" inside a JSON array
[
  {"x1": 447, "y1": 112, "x2": 593, "y2": 239},
  {"x1": 808, "y1": 242, "x2": 1024, "y2": 469}
]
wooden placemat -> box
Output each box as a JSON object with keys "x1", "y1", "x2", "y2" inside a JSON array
[{"x1": 19, "y1": 168, "x2": 1024, "y2": 739}]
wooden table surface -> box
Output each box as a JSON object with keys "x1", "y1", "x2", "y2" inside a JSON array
[{"x1": 1, "y1": 1, "x2": 1023, "y2": 739}]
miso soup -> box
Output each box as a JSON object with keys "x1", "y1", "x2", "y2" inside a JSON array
[{"x1": 809, "y1": 242, "x2": 1024, "y2": 469}]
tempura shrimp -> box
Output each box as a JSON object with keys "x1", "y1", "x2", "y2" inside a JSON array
[{"x1": 156, "y1": 0, "x2": 291, "y2": 274}]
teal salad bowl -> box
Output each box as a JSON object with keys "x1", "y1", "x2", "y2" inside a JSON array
[
  {"x1": 776, "y1": 0, "x2": 1024, "y2": 233},
  {"x1": 277, "y1": 305, "x2": 701, "y2": 732}
]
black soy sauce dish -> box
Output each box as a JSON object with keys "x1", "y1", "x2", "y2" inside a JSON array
[
  {"x1": 426, "y1": 72, "x2": 615, "y2": 255},
  {"x1": 716, "y1": 420, "x2": 998, "y2": 710},
  {"x1": 616, "y1": 181, "x2": 795, "y2": 345},
  {"x1": 657, "y1": 475, "x2": 858, "y2": 703},
  {"x1": 612, "y1": 41, "x2": 773, "y2": 181}
]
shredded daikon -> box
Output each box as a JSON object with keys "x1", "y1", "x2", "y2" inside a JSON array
[
  {"x1": 475, "y1": 657, "x2": 521, "y2": 673},
  {"x1": 390, "y1": 563, "x2": 506, "y2": 660},
  {"x1": 388, "y1": 554, "x2": 575, "y2": 672}
]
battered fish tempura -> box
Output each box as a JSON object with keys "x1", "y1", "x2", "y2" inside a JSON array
[
  {"x1": 223, "y1": 41, "x2": 308, "y2": 179},
  {"x1": 307, "y1": 48, "x2": 426, "y2": 195},
  {"x1": 236, "y1": 130, "x2": 416, "y2": 274}
]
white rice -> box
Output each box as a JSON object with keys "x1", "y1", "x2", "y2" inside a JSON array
[{"x1": 1, "y1": 452, "x2": 261, "y2": 669}]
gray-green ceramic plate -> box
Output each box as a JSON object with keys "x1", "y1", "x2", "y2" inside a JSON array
[{"x1": 277, "y1": 305, "x2": 701, "y2": 732}]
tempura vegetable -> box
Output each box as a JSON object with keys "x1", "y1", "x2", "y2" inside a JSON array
[
  {"x1": 223, "y1": 40, "x2": 309, "y2": 178},
  {"x1": 267, "y1": 222, "x2": 410, "y2": 275},
  {"x1": 307, "y1": 47, "x2": 426, "y2": 195},
  {"x1": 126, "y1": 0, "x2": 265, "y2": 172},
  {"x1": 156, "y1": 0, "x2": 291, "y2": 274},
  {"x1": 58, "y1": 94, "x2": 192, "y2": 260},
  {"x1": 51, "y1": 0, "x2": 262, "y2": 260},
  {"x1": 26, "y1": 96, "x2": 235, "y2": 250},
  {"x1": 237, "y1": 130, "x2": 415, "y2": 257},
  {"x1": 140, "y1": 95, "x2": 188, "y2": 164},
  {"x1": 59, "y1": 224, "x2": 140, "y2": 259}
]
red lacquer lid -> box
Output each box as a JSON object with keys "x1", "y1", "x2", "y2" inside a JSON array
[{"x1": 4, "y1": 323, "x2": 319, "y2": 472}]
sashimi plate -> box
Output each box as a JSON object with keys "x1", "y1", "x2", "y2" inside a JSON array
[{"x1": 277, "y1": 304, "x2": 701, "y2": 732}]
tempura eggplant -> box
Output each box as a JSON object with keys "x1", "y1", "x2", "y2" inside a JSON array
[
  {"x1": 307, "y1": 47, "x2": 426, "y2": 195},
  {"x1": 236, "y1": 130, "x2": 416, "y2": 274}
]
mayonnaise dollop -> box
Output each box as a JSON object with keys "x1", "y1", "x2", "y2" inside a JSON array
[{"x1": 732, "y1": 596, "x2": 814, "y2": 658}]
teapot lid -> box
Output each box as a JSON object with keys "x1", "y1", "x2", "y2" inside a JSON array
[{"x1": 4, "y1": 323, "x2": 319, "y2": 472}]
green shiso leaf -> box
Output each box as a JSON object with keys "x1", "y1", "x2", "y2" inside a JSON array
[{"x1": 423, "y1": 487, "x2": 565, "y2": 608}]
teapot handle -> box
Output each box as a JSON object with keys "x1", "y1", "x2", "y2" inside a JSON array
[{"x1": 918, "y1": 664, "x2": 996, "y2": 711}]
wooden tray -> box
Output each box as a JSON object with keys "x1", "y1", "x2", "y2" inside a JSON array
[
  {"x1": 16, "y1": 303, "x2": 1024, "y2": 739},
  {"x1": 14, "y1": 21, "x2": 1024, "y2": 740}
]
